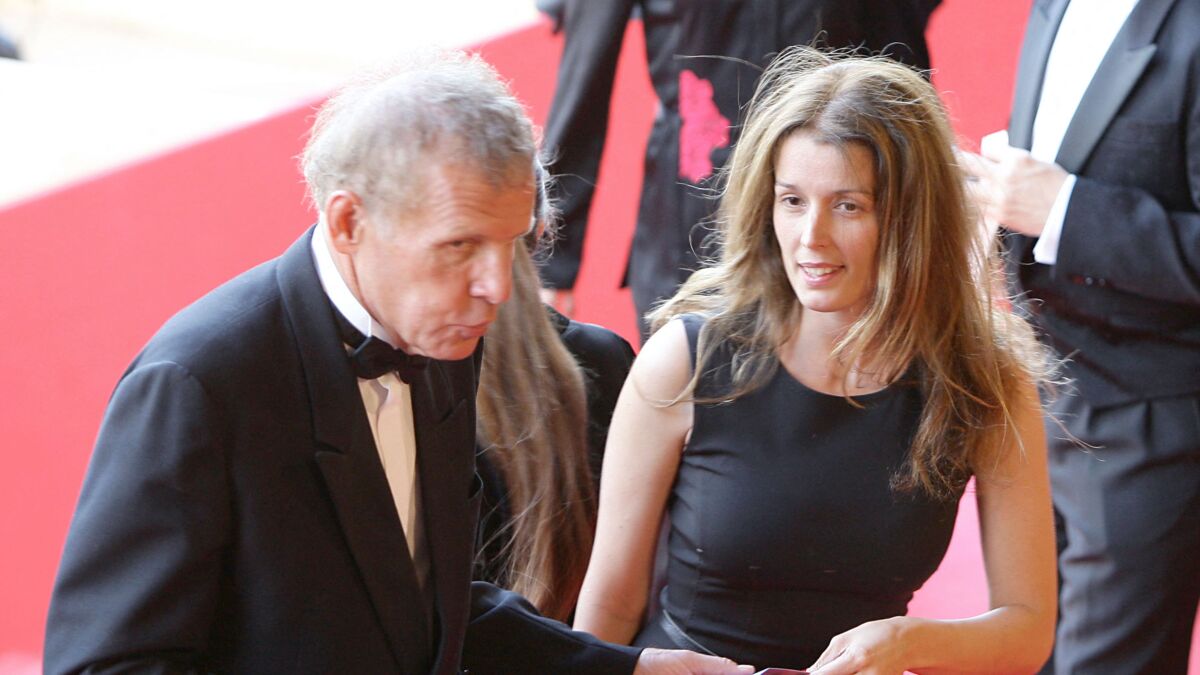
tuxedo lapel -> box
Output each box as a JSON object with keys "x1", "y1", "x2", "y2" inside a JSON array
[
  {"x1": 1055, "y1": 0, "x2": 1175, "y2": 172},
  {"x1": 410, "y1": 357, "x2": 478, "y2": 671},
  {"x1": 1009, "y1": 0, "x2": 1069, "y2": 149},
  {"x1": 276, "y1": 227, "x2": 432, "y2": 673}
]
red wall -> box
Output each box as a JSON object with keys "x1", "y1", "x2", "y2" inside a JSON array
[{"x1": 0, "y1": 103, "x2": 318, "y2": 655}]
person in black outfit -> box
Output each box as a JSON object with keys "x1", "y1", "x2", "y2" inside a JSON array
[
  {"x1": 963, "y1": 1, "x2": 1200, "y2": 671},
  {"x1": 540, "y1": 0, "x2": 942, "y2": 337},
  {"x1": 474, "y1": 183, "x2": 634, "y2": 620},
  {"x1": 574, "y1": 48, "x2": 1058, "y2": 673}
]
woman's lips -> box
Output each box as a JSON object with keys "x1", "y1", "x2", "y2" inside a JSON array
[{"x1": 799, "y1": 263, "x2": 843, "y2": 285}]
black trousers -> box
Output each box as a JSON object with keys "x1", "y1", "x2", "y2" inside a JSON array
[{"x1": 1039, "y1": 388, "x2": 1200, "y2": 674}]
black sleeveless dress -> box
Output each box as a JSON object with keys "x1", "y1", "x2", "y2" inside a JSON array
[{"x1": 633, "y1": 315, "x2": 963, "y2": 669}]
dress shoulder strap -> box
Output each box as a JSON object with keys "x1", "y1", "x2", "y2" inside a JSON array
[{"x1": 677, "y1": 313, "x2": 705, "y2": 370}]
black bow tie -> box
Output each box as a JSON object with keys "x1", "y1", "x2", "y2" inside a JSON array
[{"x1": 332, "y1": 309, "x2": 429, "y2": 383}]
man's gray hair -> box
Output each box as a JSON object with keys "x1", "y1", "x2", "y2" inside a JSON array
[{"x1": 301, "y1": 49, "x2": 535, "y2": 218}]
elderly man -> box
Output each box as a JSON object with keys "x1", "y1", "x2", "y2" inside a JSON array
[{"x1": 44, "y1": 50, "x2": 751, "y2": 675}]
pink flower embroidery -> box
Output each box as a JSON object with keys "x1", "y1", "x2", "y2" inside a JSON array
[{"x1": 678, "y1": 69, "x2": 730, "y2": 183}]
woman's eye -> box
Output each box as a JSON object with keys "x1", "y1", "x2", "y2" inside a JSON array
[
  {"x1": 781, "y1": 196, "x2": 802, "y2": 207},
  {"x1": 839, "y1": 201, "x2": 860, "y2": 212}
]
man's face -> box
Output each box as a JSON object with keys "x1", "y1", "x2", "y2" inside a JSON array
[{"x1": 347, "y1": 164, "x2": 535, "y2": 361}]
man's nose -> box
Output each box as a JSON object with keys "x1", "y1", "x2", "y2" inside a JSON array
[{"x1": 470, "y1": 247, "x2": 513, "y2": 305}]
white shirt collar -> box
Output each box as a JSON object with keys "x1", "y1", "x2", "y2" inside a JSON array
[
  {"x1": 309, "y1": 226, "x2": 399, "y2": 348},
  {"x1": 1031, "y1": 0, "x2": 1139, "y2": 162}
]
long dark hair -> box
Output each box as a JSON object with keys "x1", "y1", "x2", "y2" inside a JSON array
[{"x1": 476, "y1": 239, "x2": 594, "y2": 620}]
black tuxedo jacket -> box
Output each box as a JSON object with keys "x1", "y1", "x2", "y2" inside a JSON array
[
  {"x1": 1006, "y1": 0, "x2": 1200, "y2": 406},
  {"x1": 45, "y1": 228, "x2": 639, "y2": 674}
]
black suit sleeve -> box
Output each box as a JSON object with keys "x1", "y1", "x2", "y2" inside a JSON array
[
  {"x1": 45, "y1": 362, "x2": 230, "y2": 675},
  {"x1": 540, "y1": 0, "x2": 639, "y2": 289},
  {"x1": 1056, "y1": 118, "x2": 1200, "y2": 307},
  {"x1": 558, "y1": 318, "x2": 636, "y2": 480},
  {"x1": 463, "y1": 582, "x2": 640, "y2": 674}
]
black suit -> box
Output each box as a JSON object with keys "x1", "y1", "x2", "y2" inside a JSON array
[
  {"x1": 1006, "y1": 0, "x2": 1200, "y2": 671},
  {"x1": 45, "y1": 228, "x2": 639, "y2": 674}
]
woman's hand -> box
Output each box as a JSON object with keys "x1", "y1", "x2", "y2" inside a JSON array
[{"x1": 808, "y1": 617, "x2": 914, "y2": 675}]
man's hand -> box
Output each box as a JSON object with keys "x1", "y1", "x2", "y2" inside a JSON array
[
  {"x1": 960, "y1": 131, "x2": 1068, "y2": 238},
  {"x1": 633, "y1": 647, "x2": 755, "y2": 674},
  {"x1": 538, "y1": 287, "x2": 577, "y2": 316}
]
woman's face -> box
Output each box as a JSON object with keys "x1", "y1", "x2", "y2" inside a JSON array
[{"x1": 772, "y1": 131, "x2": 879, "y2": 324}]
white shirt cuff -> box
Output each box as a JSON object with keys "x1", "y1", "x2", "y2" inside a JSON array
[{"x1": 1032, "y1": 173, "x2": 1077, "y2": 265}]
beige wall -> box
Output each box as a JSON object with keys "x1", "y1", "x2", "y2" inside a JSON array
[{"x1": 0, "y1": 0, "x2": 540, "y2": 205}]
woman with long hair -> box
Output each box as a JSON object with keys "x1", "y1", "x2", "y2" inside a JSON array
[
  {"x1": 474, "y1": 172, "x2": 634, "y2": 622},
  {"x1": 573, "y1": 48, "x2": 1057, "y2": 673}
]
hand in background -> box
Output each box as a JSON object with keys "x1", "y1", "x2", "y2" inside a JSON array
[
  {"x1": 634, "y1": 647, "x2": 755, "y2": 674},
  {"x1": 807, "y1": 617, "x2": 912, "y2": 675},
  {"x1": 539, "y1": 287, "x2": 577, "y2": 316},
  {"x1": 960, "y1": 130, "x2": 1068, "y2": 238}
]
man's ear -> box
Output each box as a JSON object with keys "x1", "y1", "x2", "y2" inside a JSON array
[{"x1": 324, "y1": 190, "x2": 365, "y2": 254}]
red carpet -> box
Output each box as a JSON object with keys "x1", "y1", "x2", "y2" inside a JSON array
[{"x1": 1, "y1": 3, "x2": 1196, "y2": 670}]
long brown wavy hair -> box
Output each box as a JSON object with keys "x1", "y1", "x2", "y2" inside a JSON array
[
  {"x1": 475, "y1": 237, "x2": 595, "y2": 620},
  {"x1": 653, "y1": 47, "x2": 1051, "y2": 499}
]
